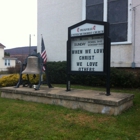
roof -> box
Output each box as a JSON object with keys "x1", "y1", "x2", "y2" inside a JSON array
[
  {"x1": 0, "y1": 43, "x2": 6, "y2": 48},
  {"x1": 3, "y1": 56, "x2": 17, "y2": 60}
]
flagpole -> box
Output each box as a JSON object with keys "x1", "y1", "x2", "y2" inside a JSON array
[
  {"x1": 41, "y1": 34, "x2": 43, "y2": 40},
  {"x1": 40, "y1": 35, "x2": 53, "y2": 88},
  {"x1": 41, "y1": 34, "x2": 43, "y2": 82},
  {"x1": 41, "y1": 34, "x2": 43, "y2": 53}
]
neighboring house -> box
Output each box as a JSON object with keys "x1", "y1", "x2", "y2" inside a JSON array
[
  {"x1": 37, "y1": 0, "x2": 140, "y2": 68},
  {"x1": 4, "y1": 46, "x2": 37, "y2": 63},
  {"x1": 0, "y1": 43, "x2": 17, "y2": 71}
]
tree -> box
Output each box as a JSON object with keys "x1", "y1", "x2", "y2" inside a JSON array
[{"x1": 4, "y1": 52, "x2": 10, "y2": 56}]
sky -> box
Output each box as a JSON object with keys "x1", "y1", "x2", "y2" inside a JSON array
[{"x1": 0, "y1": 0, "x2": 37, "y2": 49}]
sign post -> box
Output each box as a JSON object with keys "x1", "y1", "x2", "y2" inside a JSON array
[{"x1": 67, "y1": 20, "x2": 111, "y2": 96}]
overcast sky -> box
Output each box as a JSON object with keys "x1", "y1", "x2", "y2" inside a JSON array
[{"x1": 0, "y1": 0, "x2": 37, "y2": 49}]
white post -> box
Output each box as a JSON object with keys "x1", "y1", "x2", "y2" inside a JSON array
[{"x1": 103, "y1": 0, "x2": 107, "y2": 21}]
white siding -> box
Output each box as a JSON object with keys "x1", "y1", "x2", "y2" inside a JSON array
[
  {"x1": 37, "y1": 0, "x2": 83, "y2": 61},
  {"x1": 111, "y1": 45, "x2": 133, "y2": 67},
  {"x1": 0, "y1": 47, "x2": 6, "y2": 71},
  {"x1": 132, "y1": 1, "x2": 140, "y2": 67},
  {"x1": 0, "y1": 47, "x2": 4, "y2": 58},
  {"x1": 0, "y1": 47, "x2": 16, "y2": 71},
  {"x1": 37, "y1": 0, "x2": 140, "y2": 68},
  {"x1": 10, "y1": 60, "x2": 16, "y2": 67}
]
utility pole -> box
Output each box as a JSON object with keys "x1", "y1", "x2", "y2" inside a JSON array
[{"x1": 29, "y1": 34, "x2": 31, "y2": 55}]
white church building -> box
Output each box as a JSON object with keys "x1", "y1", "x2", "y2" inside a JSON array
[{"x1": 37, "y1": 0, "x2": 140, "y2": 68}]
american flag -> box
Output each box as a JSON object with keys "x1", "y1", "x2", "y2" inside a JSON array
[{"x1": 41, "y1": 37, "x2": 47, "y2": 71}]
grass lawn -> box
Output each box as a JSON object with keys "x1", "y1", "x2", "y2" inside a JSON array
[{"x1": 0, "y1": 85, "x2": 140, "y2": 140}]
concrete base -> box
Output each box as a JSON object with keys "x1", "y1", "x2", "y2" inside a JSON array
[{"x1": 0, "y1": 86, "x2": 134, "y2": 115}]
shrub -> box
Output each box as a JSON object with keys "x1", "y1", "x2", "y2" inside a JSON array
[
  {"x1": 0, "y1": 74, "x2": 45, "y2": 87},
  {"x1": 7, "y1": 64, "x2": 21, "y2": 74},
  {"x1": 7, "y1": 67, "x2": 16, "y2": 74},
  {"x1": 47, "y1": 61, "x2": 67, "y2": 84},
  {"x1": 47, "y1": 62, "x2": 139, "y2": 88},
  {"x1": 0, "y1": 74, "x2": 19, "y2": 87},
  {"x1": 0, "y1": 61, "x2": 140, "y2": 88},
  {"x1": 110, "y1": 68, "x2": 136, "y2": 88}
]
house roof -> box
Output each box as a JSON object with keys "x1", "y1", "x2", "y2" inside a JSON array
[
  {"x1": 3, "y1": 56, "x2": 17, "y2": 60},
  {"x1": 0, "y1": 43, "x2": 6, "y2": 48}
]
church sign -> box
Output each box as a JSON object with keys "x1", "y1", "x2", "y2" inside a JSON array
[{"x1": 67, "y1": 20, "x2": 111, "y2": 95}]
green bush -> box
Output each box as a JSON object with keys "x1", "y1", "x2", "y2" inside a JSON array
[
  {"x1": 110, "y1": 68, "x2": 136, "y2": 88},
  {"x1": 47, "y1": 61, "x2": 140, "y2": 88},
  {"x1": 47, "y1": 61, "x2": 67, "y2": 84},
  {"x1": 0, "y1": 61, "x2": 140, "y2": 88}
]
